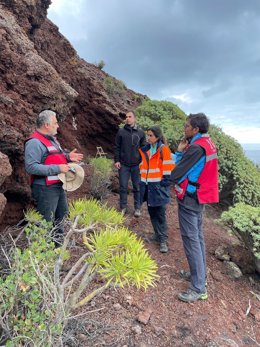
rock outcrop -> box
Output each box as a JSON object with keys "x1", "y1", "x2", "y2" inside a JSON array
[{"x1": 0, "y1": 0, "x2": 145, "y2": 227}]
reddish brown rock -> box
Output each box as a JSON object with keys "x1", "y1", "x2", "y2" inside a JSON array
[
  {"x1": 137, "y1": 308, "x2": 153, "y2": 325},
  {"x1": 0, "y1": 0, "x2": 145, "y2": 226}
]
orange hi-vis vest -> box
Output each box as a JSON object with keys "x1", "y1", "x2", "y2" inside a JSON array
[
  {"x1": 139, "y1": 144, "x2": 175, "y2": 183},
  {"x1": 26, "y1": 131, "x2": 67, "y2": 185}
]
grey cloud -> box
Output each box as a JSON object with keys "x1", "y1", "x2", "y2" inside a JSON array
[{"x1": 48, "y1": 0, "x2": 260, "y2": 142}]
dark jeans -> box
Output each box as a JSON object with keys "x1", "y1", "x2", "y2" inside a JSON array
[
  {"x1": 178, "y1": 204, "x2": 206, "y2": 293},
  {"x1": 119, "y1": 164, "x2": 140, "y2": 209},
  {"x1": 148, "y1": 205, "x2": 168, "y2": 243},
  {"x1": 32, "y1": 184, "x2": 68, "y2": 246}
]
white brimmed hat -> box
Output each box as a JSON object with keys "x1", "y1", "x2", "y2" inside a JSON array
[{"x1": 58, "y1": 163, "x2": 85, "y2": 192}]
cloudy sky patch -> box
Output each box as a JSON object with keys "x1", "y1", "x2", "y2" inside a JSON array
[{"x1": 48, "y1": 0, "x2": 260, "y2": 144}]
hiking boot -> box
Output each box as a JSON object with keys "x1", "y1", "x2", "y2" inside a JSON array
[
  {"x1": 134, "y1": 209, "x2": 141, "y2": 217},
  {"x1": 179, "y1": 270, "x2": 208, "y2": 287},
  {"x1": 178, "y1": 288, "x2": 208, "y2": 303},
  {"x1": 160, "y1": 242, "x2": 168, "y2": 253}
]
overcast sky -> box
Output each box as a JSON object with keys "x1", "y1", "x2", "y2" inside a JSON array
[{"x1": 48, "y1": 0, "x2": 260, "y2": 144}]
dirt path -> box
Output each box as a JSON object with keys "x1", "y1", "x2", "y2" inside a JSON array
[{"x1": 68, "y1": 193, "x2": 260, "y2": 347}]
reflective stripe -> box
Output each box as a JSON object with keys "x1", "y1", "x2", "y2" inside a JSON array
[
  {"x1": 141, "y1": 177, "x2": 162, "y2": 183},
  {"x1": 206, "y1": 153, "x2": 218, "y2": 162},
  {"x1": 47, "y1": 146, "x2": 58, "y2": 151},
  {"x1": 140, "y1": 168, "x2": 160, "y2": 174},
  {"x1": 163, "y1": 170, "x2": 172, "y2": 175},
  {"x1": 163, "y1": 160, "x2": 174, "y2": 164},
  {"x1": 145, "y1": 177, "x2": 161, "y2": 182},
  {"x1": 149, "y1": 168, "x2": 160, "y2": 173},
  {"x1": 48, "y1": 175, "x2": 60, "y2": 181},
  {"x1": 175, "y1": 184, "x2": 183, "y2": 193}
]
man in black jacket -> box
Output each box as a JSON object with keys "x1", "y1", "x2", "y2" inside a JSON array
[{"x1": 114, "y1": 111, "x2": 146, "y2": 217}]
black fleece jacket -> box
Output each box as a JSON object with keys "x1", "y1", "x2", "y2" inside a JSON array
[{"x1": 114, "y1": 124, "x2": 146, "y2": 166}]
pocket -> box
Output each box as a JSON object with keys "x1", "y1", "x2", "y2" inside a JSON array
[
  {"x1": 160, "y1": 185, "x2": 170, "y2": 198},
  {"x1": 149, "y1": 184, "x2": 169, "y2": 205}
]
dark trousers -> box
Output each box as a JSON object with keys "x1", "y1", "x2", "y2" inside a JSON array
[
  {"x1": 148, "y1": 205, "x2": 168, "y2": 243},
  {"x1": 32, "y1": 184, "x2": 68, "y2": 245},
  {"x1": 178, "y1": 204, "x2": 206, "y2": 293},
  {"x1": 119, "y1": 164, "x2": 140, "y2": 209}
]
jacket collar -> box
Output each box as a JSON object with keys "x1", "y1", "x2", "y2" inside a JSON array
[
  {"x1": 124, "y1": 124, "x2": 138, "y2": 131},
  {"x1": 141, "y1": 140, "x2": 164, "y2": 153}
]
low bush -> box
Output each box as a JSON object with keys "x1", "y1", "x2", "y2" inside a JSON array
[
  {"x1": 89, "y1": 157, "x2": 113, "y2": 200},
  {"x1": 209, "y1": 126, "x2": 260, "y2": 206},
  {"x1": 104, "y1": 76, "x2": 125, "y2": 96},
  {"x1": 95, "y1": 59, "x2": 105, "y2": 70},
  {"x1": 0, "y1": 200, "x2": 158, "y2": 346},
  {"x1": 135, "y1": 99, "x2": 186, "y2": 150},
  {"x1": 220, "y1": 203, "x2": 260, "y2": 263}
]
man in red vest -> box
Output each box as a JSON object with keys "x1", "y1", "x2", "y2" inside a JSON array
[
  {"x1": 170, "y1": 113, "x2": 219, "y2": 302},
  {"x1": 25, "y1": 110, "x2": 83, "y2": 246}
]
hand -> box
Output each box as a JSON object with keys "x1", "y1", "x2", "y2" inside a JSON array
[
  {"x1": 59, "y1": 164, "x2": 70, "y2": 173},
  {"x1": 160, "y1": 178, "x2": 171, "y2": 187},
  {"x1": 177, "y1": 139, "x2": 188, "y2": 152},
  {"x1": 69, "y1": 148, "x2": 83, "y2": 162},
  {"x1": 114, "y1": 162, "x2": 121, "y2": 169}
]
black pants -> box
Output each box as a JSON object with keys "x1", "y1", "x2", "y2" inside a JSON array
[
  {"x1": 148, "y1": 205, "x2": 168, "y2": 243},
  {"x1": 119, "y1": 164, "x2": 140, "y2": 209},
  {"x1": 32, "y1": 184, "x2": 68, "y2": 245}
]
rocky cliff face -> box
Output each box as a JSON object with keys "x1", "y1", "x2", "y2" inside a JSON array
[{"x1": 0, "y1": 0, "x2": 144, "y2": 227}]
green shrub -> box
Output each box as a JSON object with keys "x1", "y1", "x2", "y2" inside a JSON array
[
  {"x1": 220, "y1": 203, "x2": 260, "y2": 261},
  {"x1": 104, "y1": 76, "x2": 125, "y2": 96},
  {"x1": 135, "y1": 99, "x2": 186, "y2": 151},
  {"x1": 209, "y1": 126, "x2": 260, "y2": 206},
  {"x1": 96, "y1": 59, "x2": 105, "y2": 70},
  {"x1": 0, "y1": 211, "x2": 61, "y2": 347},
  {"x1": 0, "y1": 200, "x2": 158, "y2": 346},
  {"x1": 89, "y1": 157, "x2": 113, "y2": 200}
]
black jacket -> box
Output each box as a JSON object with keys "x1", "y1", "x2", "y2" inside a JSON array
[{"x1": 114, "y1": 124, "x2": 146, "y2": 166}]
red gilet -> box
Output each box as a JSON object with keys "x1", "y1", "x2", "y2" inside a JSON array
[
  {"x1": 175, "y1": 136, "x2": 219, "y2": 204},
  {"x1": 26, "y1": 131, "x2": 67, "y2": 185}
]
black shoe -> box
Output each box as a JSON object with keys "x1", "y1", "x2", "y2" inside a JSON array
[{"x1": 160, "y1": 242, "x2": 168, "y2": 253}]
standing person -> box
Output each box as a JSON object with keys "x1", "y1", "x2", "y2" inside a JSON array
[
  {"x1": 170, "y1": 113, "x2": 219, "y2": 302},
  {"x1": 139, "y1": 126, "x2": 175, "y2": 253},
  {"x1": 24, "y1": 109, "x2": 83, "y2": 246},
  {"x1": 114, "y1": 111, "x2": 146, "y2": 217}
]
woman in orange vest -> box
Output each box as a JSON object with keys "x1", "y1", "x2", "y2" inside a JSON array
[{"x1": 139, "y1": 126, "x2": 175, "y2": 253}]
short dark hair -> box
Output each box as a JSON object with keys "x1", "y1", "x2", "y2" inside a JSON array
[
  {"x1": 126, "y1": 110, "x2": 136, "y2": 118},
  {"x1": 187, "y1": 113, "x2": 209, "y2": 134},
  {"x1": 147, "y1": 125, "x2": 166, "y2": 144},
  {"x1": 36, "y1": 110, "x2": 56, "y2": 128}
]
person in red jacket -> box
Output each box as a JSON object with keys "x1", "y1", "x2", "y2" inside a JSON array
[
  {"x1": 24, "y1": 110, "x2": 83, "y2": 246},
  {"x1": 170, "y1": 113, "x2": 219, "y2": 302}
]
